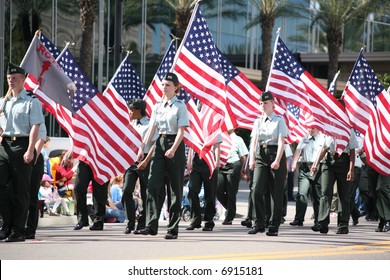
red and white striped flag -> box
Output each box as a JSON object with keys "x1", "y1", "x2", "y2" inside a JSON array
[
  {"x1": 342, "y1": 50, "x2": 390, "y2": 174},
  {"x1": 173, "y1": 3, "x2": 230, "y2": 123},
  {"x1": 267, "y1": 34, "x2": 351, "y2": 153}
]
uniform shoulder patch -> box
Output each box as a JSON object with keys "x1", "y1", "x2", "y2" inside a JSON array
[{"x1": 26, "y1": 91, "x2": 37, "y2": 98}]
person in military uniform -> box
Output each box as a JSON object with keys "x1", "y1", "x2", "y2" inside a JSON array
[
  {"x1": 186, "y1": 135, "x2": 221, "y2": 232},
  {"x1": 137, "y1": 72, "x2": 189, "y2": 240},
  {"x1": 122, "y1": 99, "x2": 157, "y2": 234},
  {"x1": 216, "y1": 129, "x2": 248, "y2": 225},
  {"x1": 289, "y1": 127, "x2": 325, "y2": 227},
  {"x1": 311, "y1": 128, "x2": 358, "y2": 234},
  {"x1": 0, "y1": 63, "x2": 44, "y2": 242},
  {"x1": 249, "y1": 91, "x2": 288, "y2": 236}
]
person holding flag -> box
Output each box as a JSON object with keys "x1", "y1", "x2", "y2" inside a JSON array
[
  {"x1": 0, "y1": 63, "x2": 44, "y2": 242},
  {"x1": 249, "y1": 91, "x2": 288, "y2": 237},
  {"x1": 137, "y1": 72, "x2": 189, "y2": 240}
]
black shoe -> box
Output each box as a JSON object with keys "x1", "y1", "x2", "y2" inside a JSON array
[
  {"x1": 202, "y1": 226, "x2": 213, "y2": 232},
  {"x1": 383, "y1": 221, "x2": 390, "y2": 232},
  {"x1": 247, "y1": 227, "x2": 265, "y2": 234},
  {"x1": 89, "y1": 222, "x2": 104, "y2": 231},
  {"x1": 5, "y1": 232, "x2": 25, "y2": 242},
  {"x1": 124, "y1": 227, "x2": 133, "y2": 234},
  {"x1": 222, "y1": 220, "x2": 232, "y2": 225},
  {"x1": 289, "y1": 220, "x2": 303, "y2": 226},
  {"x1": 241, "y1": 219, "x2": 252, "y2": 228},
  {"x1": 266, "y1": 230, "x2": 278, "y2": 236},
  {"x1": 312, "y1": 224, "x2": 328, "y2": 233},
  {"x1": 139, "y1": 228, "x2": 157, "y2": 236},
  {"x1": 25, "y1": 233, "x2": 36, "y2": 239},
  {"x1": 73, "y1": 221, "x2": 88, "y2": 230},
  {"x1": 336, "y1": 227, "x2": 349, "y2": 234},
  {"x1": 164, "y1": 232, "x2": 178, "y2": 239},
  {"x1": 0, "y1": 226, "x2": 11, "y2": 240},
  {"x1": 352, "y1": 217, "x2": 359, "y2": 226},
  {"x1": 186, "y1": 224, "x2": 201, "y2": 230},
  {"x1": 133, "y1": 229, "x2": 144, "y2": 235}
]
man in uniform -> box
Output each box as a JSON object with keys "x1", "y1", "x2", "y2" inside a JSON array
[
  {"x1": 122, "y1": 99, "x2": 156, "y2": 234},
  {"x1": 311, "y1": 128, "x2": 358, "y2": 234},
  {"x1": 290, "y1": 127, "x2": 324, "y2": 227},
  {"x1": 0, "y1": 63, "x2": 44, "y2": 242}
]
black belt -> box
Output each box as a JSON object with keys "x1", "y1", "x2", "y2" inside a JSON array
[
  {"x1": 160, "y1": 134, "x2": 177, "y2": 138},
  {"x1": 259, "y1": 144, "x2": 277, "y2": 149},
  {"x1": 301, "y1": 162, "x2": 313, "y2": 166},
  {"x1": 2, "y1": 136, "x2": 29, "y2": 142}
]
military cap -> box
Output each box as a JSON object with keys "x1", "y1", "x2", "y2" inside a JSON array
[
  {"x1": 163, "y1": 72, "x2": 179, "y2": 84},
  {"x1": 259, "y1": 91, "x2": 274, "y2": 102},
  {"x1": 7, "y1": 62, "x2": 25, "y2": 75},
  {"x1": 128, "y1": 99, "x2": 146, "y2": 110}
]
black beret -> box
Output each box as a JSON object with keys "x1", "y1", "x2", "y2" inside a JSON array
[
  {"x1": 128, "y1": 99, "x2": 146, "y2": 110},
  {"x1": 260, "y1": 91, "x2": 274, "y2": 102},
  {"x1": 163, "y1": 72, "x2": 179, "y2": 84},
  {"x1": 7, "y1": 62, "x2": 25, "y2": 75}
]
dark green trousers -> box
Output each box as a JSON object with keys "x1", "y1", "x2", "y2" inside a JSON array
[
  {"x1": 376, "y1": 174, "x2": 390, "y2": 222},
  {"x1": 251, "y1": 148, "x2": 287, "y2": 231},
  {"x1": 145, "y1": 136, "x2": 185, "y2": 235},
  {"x1": 318, "y1": 153, "x2": 351, "y2": 229},
  {"x1": 26, "y1": 153, "x2": 44, "y2": 235},
  {"x1": 294, "y1": 163, "x2": 322, "y2": 224},
  {"x1": 188, "y1": 155, "x2": 218, "y2": 228}
]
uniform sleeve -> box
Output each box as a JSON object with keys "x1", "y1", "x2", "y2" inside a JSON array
[
  {"x1": 29, "y1": 98, "x2": 45, "y2": 126},
  {"x1": 278, "y1": 117, "x2": 288, "y2": 138},
  {"x1": 348, "y1": 129, "x2": 359, "y2": 150},
  {"x1": 177, "y1": 102, "x2": 189, "y2": 128},
  {"x1": 37, "y1": 123, "x2": 47, "y2": 141},
  {"x1": 237, "y1": 136, "x2": 249, "y2": 157},
  {"x1": 251, "y1": 118, "x2": 260, "y2": 138}
]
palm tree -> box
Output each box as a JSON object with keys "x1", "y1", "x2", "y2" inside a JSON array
[
  {"x1": 309, "y1": 0, "x2": 386, "y2": 86},
  {"x1": 77, "y1": 0, "x2": 98, "y2": 78},
  {"x1": 163, "y1": 0, "x2": 246, "y2": 41},
  {"x1": 247, "y1": 0, "x2": 297, "y2": 91}
]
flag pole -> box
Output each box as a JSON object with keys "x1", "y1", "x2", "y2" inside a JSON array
[{"x1": 264, "y1": 28, "x2": 281, "y2": 92}]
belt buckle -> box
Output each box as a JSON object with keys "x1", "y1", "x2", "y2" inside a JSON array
[
  {"x1": 11, "y1": 136, "x2": 16, "y2": 141},
  {"x1": 161, "y1": 134, "x2": 167, "y2": 138},
  {"x1": 261, "y1": 144, "x2": 267, "y2": 149}
]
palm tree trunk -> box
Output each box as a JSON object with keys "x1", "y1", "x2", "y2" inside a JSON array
[
  {"x1": 78, "y1": 0, "x2": 98, "y2": 79},
  {"x1": 260, "y1": 13, "x2": 275, "y2": 91},
  {"x1": 326, "y1": 27, "x2": 342, "y2": 88}
]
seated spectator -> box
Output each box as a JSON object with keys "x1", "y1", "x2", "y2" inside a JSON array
[
  {"x1": 56, "y1": 150, "x2": 77, "y2": 200},
  {"x1": 105, "y1": 176, "x2": 126, "y2": 223},
  {"x1": 39, "y1": 174, "x2": 71, "y2": 216}
]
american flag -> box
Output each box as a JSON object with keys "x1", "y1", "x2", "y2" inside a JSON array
[
  {"x1": 217, "y1": 48, "x2": 260, "y2": 130},
  {"x1": 23, "y1": 33, "x2": 141, "y2": 184},
  {"x1": 173, "y1": 3, "x2": 228, "y2": 119},
  {"x1": 108, "y1": 53, "x2": 146, "y2": 104},
  {"x1": 267, "y1": 35, "x2": 351, "y2": 153},
  {"x1": 285, "y1": 103, "x2": 309, "y2": 144},
  {"x1": 144, "y1": 40, "x2": 177, "y2": 117},
  {"x1": 342, "y1": 50, "x2": 390, "y2": 174}
]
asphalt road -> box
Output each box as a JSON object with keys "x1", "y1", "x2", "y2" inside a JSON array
[{"x1": 1, "y1": 182, "x2": 389, "y2": 261}]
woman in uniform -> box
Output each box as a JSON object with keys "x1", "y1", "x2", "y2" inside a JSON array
[
  {"x1": 137, "y1": 72, "x2": 189, "y2": 240},
  {"x1": 249, "y1": 91, "x2": 288, "y2": 236}
]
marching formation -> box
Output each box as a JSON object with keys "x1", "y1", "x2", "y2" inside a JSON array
[{"x1": 1, "y1": 3, "x2": 390, "y2": 243}]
